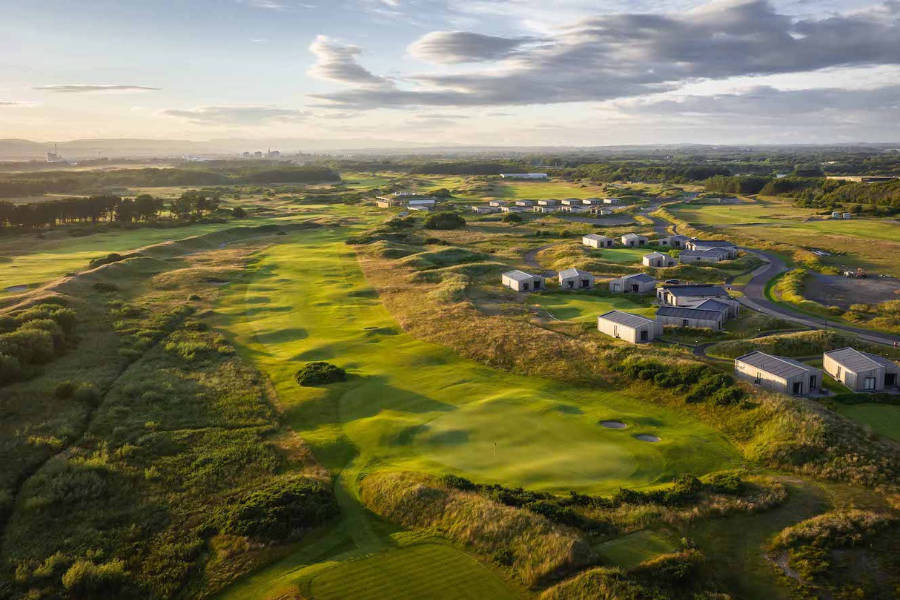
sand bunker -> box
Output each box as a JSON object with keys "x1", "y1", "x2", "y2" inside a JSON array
[
  {"x1": 634, "y1": 434, "x2": 661, "y2": 443},
  {"x1": 599, "y1": 420, "x2": 627, "y2": 429},
  {"x1": 4, "y1": 285, "x2": 28, "y2": 293}
]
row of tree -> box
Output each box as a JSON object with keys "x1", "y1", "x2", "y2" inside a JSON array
[
  {"x1": 705, "y1": 175, "x2": 900, "y2": 209},
  {"x1": 0, "y1": 190, "x2": 224, "y2": 229}
]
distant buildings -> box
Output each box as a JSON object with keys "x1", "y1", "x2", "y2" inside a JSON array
[
  {"x1": 685, "y1": 239, "x2": 738, "y2": 258},
  {"x1": 642, "y1": 252, "x2": 677, "y2": 268},
  {"x1": 658, "y1": 235, "x2": 690, "y2": 249},
  {"x1": 657, "y1": 284, "x2": 739, "y2": 316},
  {"x1": 679, "y1": 248, "x2": 733, "y2": 263},
  {"x1": 376, "y1": 192, "x2": 437, "y2": 210},
  {"x1": 500, "y1": 173, "x2": 548, "y2": 180},
  {"x1": 621, "y1": 233, "x2": 649, "y2": 247}
]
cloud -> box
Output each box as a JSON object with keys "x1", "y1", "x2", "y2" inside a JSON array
[
  {"x1": 311, "y1": 0, "x2": 900, "y2": 109},
  {"x1": 621, "y1": 84, "x2": 900, "y2": 118},
  {"x1": 161, "y1": 105, "x2": 308, "y2": 125},
  {"x1": 307, "y1": 35, "x2": 389, "y2": 86},
  {"x1": 408, "y1": 31, "x2": 540, "y2": 63},
  {"x1": 0, "y1": 101, "x2": 20, "y2": 106},
  {"x1": 34, "y1": 84, "x2": 160, "y2": 93}
]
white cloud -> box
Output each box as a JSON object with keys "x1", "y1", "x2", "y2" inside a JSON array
[
  {"x1": 160, "y1": 105, "x2": 308, "y2": 125},
  {"x1": 34, "y1": 84, "x2": 160, "y2": 93}
]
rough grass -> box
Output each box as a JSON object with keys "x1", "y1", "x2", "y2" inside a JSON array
[
  {"x1": 358, "y1": 471, "x2": 596, "y2": 587},
  {"x1": 706, "y1": 329, "x2": 900, "y2": 360}
]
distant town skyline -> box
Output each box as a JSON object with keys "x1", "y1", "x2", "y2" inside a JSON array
[{"x1": 2, "y1": 0, "x2": 899, "y2": 146}]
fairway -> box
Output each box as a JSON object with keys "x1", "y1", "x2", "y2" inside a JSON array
[
  {"x1": 835, "y1": 403, "x2": 900, "y2": 442},
  {"x1": 215, "y1": 227, "x2": 739, "y2": 494},
  {"x1": 308, "y1": 542, "x2": 522, "y2": 600},
  {"x1": 532, "y1": 293, "x2": 655, "y2": 322}
]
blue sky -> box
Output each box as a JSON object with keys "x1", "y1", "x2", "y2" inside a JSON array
[{"x1": 1, "y1": 0, "x2": 899, "y2": 147}]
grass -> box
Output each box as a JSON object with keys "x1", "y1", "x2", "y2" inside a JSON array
[
  {"x1": 594, "y1": 530, "x2": 677, "y2": 569},
  {"x1": 307, "y1": 541, "x2": 525, "y2": 600},
  {"x1": 214, "y1": 227, "x2": 739, "y2": 494},
  {"x1": 587, "y1": 247, "x2": 649, "y2": 264},
  {"x1": 532, "y1": 292, "x2": 656, "y2": 322},
  {"x1": 834, "y1": 404, "x2": 900, "y2": 442}
]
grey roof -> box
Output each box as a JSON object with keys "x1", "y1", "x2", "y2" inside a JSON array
[
  {"x1": 559, "y1": 268, "x2": 593, "y2": 278},
  {"x1": 662, "y1": 284, "x2": 728, "y2": 298},
  {"x1": 656, "y1": 306, "x2": 722, "y2": 320},
  {"x1": 621, "y1": 273, "x2": 656, "y2": 283},
  {"x1": 503, "y1": 269, "x2": 538, "y2": 282},
  {"x1": 824, "y1": 347, "x2": 899, "y2": 372},
  {"x1": 622, "y1": 233, "x2": 647, "y2": 240},
  {"x1": 691, "y1": 239, "x2": 735, "y2": 248},
  {"x1": 644, "y1": 251, "x2": 667, "y2": 259},
  {"x1": 598, "y1": 310, "x2": 655, "y2": 328},
  {"x1": 681, "y1": 248, "x2": 730, "y2": 259},
  {"x1": 583, "y1": 233, "x2": 611, "y2": 240},
  {"x1": 736, "y1": 351, "x2": 817, "y2": 379},
  {"x1": 691, "y1": 299, "x2": 731, "y2": 312}
]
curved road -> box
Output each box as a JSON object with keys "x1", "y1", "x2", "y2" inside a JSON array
[
  {"x1": 737, "y1": 248, "x2": 900, "y2": 346},
  {"x1": 647, "y1": 206, "x2": 900, "y2": 347}
]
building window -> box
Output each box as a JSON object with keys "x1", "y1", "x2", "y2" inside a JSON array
[{"x1": 864, "y1": 376, "x2": 876, "y2": 391}]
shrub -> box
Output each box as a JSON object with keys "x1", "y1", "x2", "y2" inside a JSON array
[
  {"x1": 295, "y1": 362, "x2": 347, "y2": 386},
  {"x1": 61, "y1": 559, "x2": 135, "y2": 598},
  {"x1": 704, "y1": 472, "x2": 745, "y2": 495},
  {"x1": 88, "y1": 253, "x2": 132, "y2": 269},
  {"x1": 222, "y1": 479, "x2": 338, "y2": 541},
  {"x1": 0, "y1": 327, "x2": 55, "y2": 364},
  {"x1": 502, "y1": 212, "x2": 523, "y2": 223},
  {"x1": 440, "y1": 474, "x2": 476, "y2": 491},
  {"x1": 232, "y1": 206, "x2": 247, "y2": 217},
  {"x1": 73, "y1": 384, "x2": 101, "y2": 406},
  {"x1": 55, "y1": 381, "x2": 77, "y2": 399},
  {"x1": 424, "y1": 211, "x2": 466, "y2": 230},
  {"x1": 93, "y1": 282, "x2": 119, "y2": 293},
  {"x1": 0, "y1": 353, "x2": 21, "y2": 384}
]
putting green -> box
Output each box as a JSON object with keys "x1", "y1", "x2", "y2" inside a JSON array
[
  {"x1": 215, "y1": 227, "x2": 738, "y2": 494},
  {"x1": 590, "y1": 247, "x2": 652, "y2": 264},
  {"x1": 595, "y1": 530, "x2": 677, "y2": 568}
]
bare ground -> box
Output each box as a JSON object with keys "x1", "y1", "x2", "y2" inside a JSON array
[{"x1": 805, "y1": 273, "x2": 900, "y2": 309}]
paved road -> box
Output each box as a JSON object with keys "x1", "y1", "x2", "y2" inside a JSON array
[
  {"x1": 738, "y1": 247, "x2": 900, "y2": 346},
  {"x1": 649, "y1": 208, "x2": 900, "y2": 347}
]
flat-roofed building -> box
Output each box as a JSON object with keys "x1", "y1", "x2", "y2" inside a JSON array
[
  {"x1": 685, "y1": 239, "x2": 738, "y2": 258},
  {"x1": 679, "y1": 248, "x2": 732, "y2": 263},
  {"x1": 658, "y1": 235, "x2": 691, "y2": 248},
  {"x1": 471, "y1": 205, "x2": 498, "y2": 214},
  {"x1": 501, "y1": 270, "x2": 545, "y2": 292},
  {"x1": 558, "y1": 268, "x2": 594, "y2": 290},
  {"x1": 582, "y1": 233, "x2": 614, "y2": 248},
  {"x1": 609, "y1": 273, "x2": 656, "y2": 294},
  {"x1": 735, "y1": 351, "x2": 822, "y2": 396},
  {"x1": 823, "y1": 347, "x2": 900, "y2": 392},
  {"x1": 643, "y1": 251, "x2": 677, "y2": 268},
  {"x1": 499, "y1": 173, "x2": 548, "y2": 180},
  {"x1": 621, "y1": 233, "x2": 649, "y2": 247},
  {"x1": 657, "y1": 306, "x2": 726, "y2": 330},
  {"x1": 597, "y1": 310, "x2": 661, "y2": 344}
]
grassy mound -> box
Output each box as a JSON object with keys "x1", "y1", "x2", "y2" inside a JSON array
[
  {"x1": 400, "y1": 247, "x2": 486, "y2": 270},
  {"x1": 707, "y1": 330, "x2": 900, "y2": 360},
  {"x1": 358, "y1": 471, "x2": 596, "y2": 587}
]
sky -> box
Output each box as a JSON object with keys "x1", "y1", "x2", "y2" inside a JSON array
[{"x1": 1, "y1": 0, "x2": 899, "y2": 147}]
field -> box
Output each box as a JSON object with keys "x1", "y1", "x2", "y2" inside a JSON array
[
  {"x1": 532, "y1": 292, "x2": 656, "y2": 322},
  {"x1": 834, "y1": 403, "x2": 900, "y2": 442}
]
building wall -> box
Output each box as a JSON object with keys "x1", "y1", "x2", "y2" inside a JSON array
[
  {"x1": 560, "y1": 275, "x2": 593, "y2": 290},
  {"x1": 823, "y1": 355, "x2": 885, "y2": 391},
  {"x1": 734, "y1": 361, "x2": 820, "y2": 395},
  {"x1": 597, "y1": 319, "x2": 658, "y2": 343},
  {"x1": 610, "y1": 278, "x2": 655, "y2": 294},
  {"x1": 658, "y1": 314, "x2": 722, "y2": 331}
]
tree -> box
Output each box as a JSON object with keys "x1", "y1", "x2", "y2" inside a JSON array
[{"x1": 424, "y1": 211, "x2": 466, "y2": 230}]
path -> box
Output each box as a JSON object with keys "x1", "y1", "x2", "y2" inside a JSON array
[{"x1": 522, "y1": 243, "x2": 558, "y2": 277}]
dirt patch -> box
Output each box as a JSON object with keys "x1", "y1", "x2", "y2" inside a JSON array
[
  {"x1": 805, "y1": 273, "x2": 900, "y2": 309},
  {"x1": 634, "y1": 434, "x2": 661, "y2": 443},
  {"x1": 599, "y1": 420, "x2": 627, "y2": 429}
]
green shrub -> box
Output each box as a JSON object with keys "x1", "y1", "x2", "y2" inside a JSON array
[
  {"x1": 55, "y1": 381, "x2": 77, "y2": 399},
  {"x1": 0, "y1": 352, "x2": 21, "y2": 384},
  {"x1": 295, "y1": 362, "x2": 347, "y2": 386},
  {"x1": 502, "y1": 212, "x2": 522, "y2": 223},
  {"x1": 232, "y1": 206, "x2": 246, "y2": 217},
  {"x1": 423, "y1": 211, "x2": 466, "y2": 230},
  {"x1": 222, "y1": 479, "x2": 338, "y2": 541},
  {"x1": 440, "y1": 474, "x2": 476, "y2": 491},
  {"x1": 0, "y1": 327, "x2": 55, "y2": 364},
  {"x1": 93, "y1": 282, "x2": 119, "y2": 293},
  {"x1": 61, "y1": 559, "x2": 135, "y2": 598},
  {"x1": 73, "y1": 384, "x2": 101, "y2": 406}
]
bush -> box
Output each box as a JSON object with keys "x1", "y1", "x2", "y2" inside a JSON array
[
  {"x1": 55, "y1": 381, "x2": 77, "y2": 399},
  {"x1": 0, "y1": 327, "x2": 55, "y2": 364},
  {"x1": 232, "y1": 206, "x2": 246, "y2": 217},
  {"x1": 440, "y1": 474, "x2": 476, "y2": 491},
  {"x1": 0, "y1": 352, "x2": 21, "y2": 384},
  {"x1": 61, "y1": 559, "x2": 135, "y2": 598},
  {"x1": 423, "y1": 211, "x2": 466, "y2": 230},
  {"x1": 73, "y1": 384, "x2": 101, "y2": 406},
  {"x1": 93, "y1": 282, "x2": 119, "y2": 293},
  {"x1": 88, "y1": 253, "x2": 131, "y2": 269},
  {"x1": 295, "y1": 362, "x2": 346, "y2": 386},
  {"x1": 502, "y1": 212, "x2": 522, "y2": 223},
  {"x1": 222, "y1": 479, "x2": 338, "y2": 541}
]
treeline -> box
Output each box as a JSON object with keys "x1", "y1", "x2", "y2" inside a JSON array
[
  {"x1": 573, "y1": 163, "x2": 731, "y2": 183},
  {"x1": 407, "y1": 161, "x2": 527, "y2": 175},
  {"x1": 705, "y1": 175, "x2": 900, "y2": 209},
  {"x1": 0, "y1": 190, "x2": 224, "y2": 229},
  {"x1": 0, "y1": 166, "x2": 339, "y2": 198}
]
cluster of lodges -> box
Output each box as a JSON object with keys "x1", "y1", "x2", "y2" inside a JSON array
[
  {"x1": 473, "y1": 198, "x2": 619, "y2": 216},
  {"x1": 734, "y1": 347, "x2": 898, "y2": 396},
  {"x1": 597, "y1": 283, "x2": 740, "y2": 342},
  {"x1": 375, "y1": 192, "x2": 438, "y2": 211},
  {"x1": 501, "y1": 268, "x2": 595, "y2": 292},
  {"x1": 583, "y1": 233, "x2": 737, "y2": 265}
]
